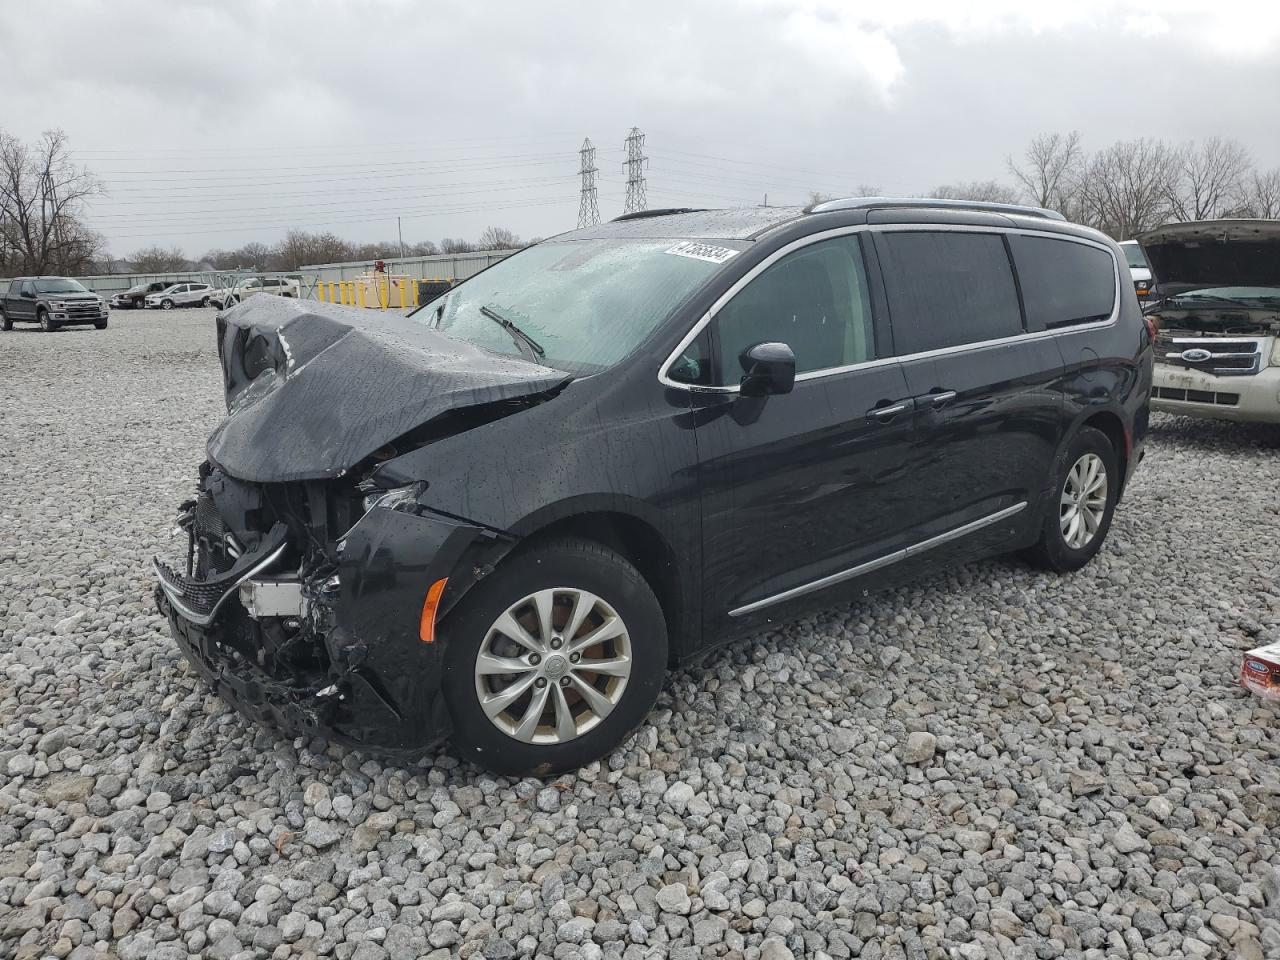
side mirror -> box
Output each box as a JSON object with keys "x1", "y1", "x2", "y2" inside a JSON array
[{"x1": 739, "y1": 341, "x2": 796, "y2": 397}]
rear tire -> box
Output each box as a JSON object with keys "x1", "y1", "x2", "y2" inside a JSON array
[
  {"x1": 1024, "y1": 426, "x2": 1119, "y2": 573},
  {"x1": 442, "y1": 538, "x2": 668, "y2": 777},
  {"x1": 38, "y1": 310, "x2": 58, "y2": 332},
  {"x1": 0, "y1": 308, "x2": 10, "y2": 331},
  {"x1": 201, "y1": 296, "x2": 211, "y2": 307}
]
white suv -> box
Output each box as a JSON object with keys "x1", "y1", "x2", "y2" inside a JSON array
[
  {"x1": 145, "y1": 282, "x2": 214, "y2": 310},
  {"x1": 210, "y1": 277, "x2": 300, "y2": 309},
  {"x1": 1119, "y1": 240, "x2": 1155, "y2": 301}
]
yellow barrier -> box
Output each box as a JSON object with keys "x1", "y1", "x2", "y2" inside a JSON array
[{"x1": 310, "y1": 276, "x2": 455, "y2": 309}]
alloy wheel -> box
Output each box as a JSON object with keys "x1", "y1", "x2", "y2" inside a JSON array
[
  {"x1": 474, "y1": 588, "x2": 632, "y2": 744},
  {"x1": 1060, "y1": 453, "x2": 1107, "y2": 550}
]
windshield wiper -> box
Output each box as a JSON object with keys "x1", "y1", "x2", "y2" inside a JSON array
[{"x1": 480, "y1": 304, "x2": 545, "y2": 361}]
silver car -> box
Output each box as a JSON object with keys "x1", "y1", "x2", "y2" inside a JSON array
[{"x1": 145, "y1": 282, "x2": 214, "y2": 310}]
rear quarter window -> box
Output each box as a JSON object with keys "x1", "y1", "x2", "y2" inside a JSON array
[
  {"x1": 1009, "y1": 235, "x2": 1117, "y2": 331},
  {"x1": 876, "y1": 231, "x2": 1024, "y2": 355}
]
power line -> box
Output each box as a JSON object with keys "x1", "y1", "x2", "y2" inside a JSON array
[
  {"x1": 577, "y1": 138, "x2": 600, "y2": 228},
  {"x1": 623, "y1": 127, "x2": 648, "y2": 215}
]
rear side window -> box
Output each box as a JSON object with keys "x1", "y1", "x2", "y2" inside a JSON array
[
  {"x1": 877, "y1": 231, "x2": 1023, "y2": 354},
  {"x1": 1009, "y1": 235, "x2": 1117, "y2": 330},
  {"x1": 708, "y1": 234, "x2": 874, "y2": 385}
]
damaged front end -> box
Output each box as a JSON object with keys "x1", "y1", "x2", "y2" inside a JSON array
[
  {"x1": 154, "y1": 462, "x2": 502, "y2": 751},
  {"x1": 154, "y1": 296, "x2": 561, "y2": 751}
]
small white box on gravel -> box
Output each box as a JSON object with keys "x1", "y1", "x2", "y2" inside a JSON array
[{"x1": 1240, "y1": 642, "x2": 1280, "y2": 699}]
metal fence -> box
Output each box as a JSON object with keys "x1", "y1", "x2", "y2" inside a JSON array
[
  {"x1": 0, "y1": 249, "x2": 514, "y2": 300},
  {"x1": 296, "y1": 250, "x2": 513, "y2": 288}
]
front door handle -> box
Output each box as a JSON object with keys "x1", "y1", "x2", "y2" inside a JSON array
[
  {"x1": 921, "y1": 390, "x2": 957, "y2": 409},
  {"x1": 866, "y1": 401, "x2": 913, "y2": 422}
]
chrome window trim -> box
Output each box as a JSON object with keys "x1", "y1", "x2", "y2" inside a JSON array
[
  {"x1": 658, "y1": 224, "x2": 1123, "y2": 393},
  {"x1": 728, "y1": 501, "x2": 1028, "y2": 617}
]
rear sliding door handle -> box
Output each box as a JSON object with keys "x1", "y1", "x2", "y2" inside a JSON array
[
  {"x1": 922, "y1": 390, "x2": 957, "y2": 409},
  {"x1": 866, "y1": 401, "x2": 912, "y2": 422}
]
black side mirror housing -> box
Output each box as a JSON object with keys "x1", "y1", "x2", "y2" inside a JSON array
[{"x1": 739, "y1": 342, "x2": 796, "y2": 397}]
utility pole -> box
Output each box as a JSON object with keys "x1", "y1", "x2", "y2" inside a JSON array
[
  {"x1": 397, "y1": 216, "x2": 406, "y2": 259},
  {"x1": 577, "y1": 138, "x2": 600, "y2": 228},
  {"x1": 622, "y1": 127, "x2": 648, "y2": 215}
]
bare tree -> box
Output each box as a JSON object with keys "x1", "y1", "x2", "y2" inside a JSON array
[
  {"x1": 1167, "y1": 137, "x2": 1252, "y2": 221},
  {"x1": 1077, "y1": 138, "x2": 1180, "y2": 239},
  {"x1": 0, "y1": 128, "x2": 103, "y2": 275},
  {"x1": 1007, "y1": 131, "x2": 1084, "y2": 213},
  {"x1": 272, "y1": 230, "x2": 354, "y2": 270},
  {"x1": 439, "y1": 237, "x2": 477, "y2": 254},
  {"x1": 927, "y1": 180, "x2": 1022, "y2": 204},
  {"x1": 128, "y1": 245, "x2": 189, "y2": 273},
  {"x1": 1229, "y1": 167, "x2": 1280, "y2": 219},
  {"x1": 477, "y1": 226, "x2": 521, "y2": 250}
]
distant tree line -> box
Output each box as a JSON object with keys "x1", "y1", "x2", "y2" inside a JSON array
[
  {"x1": 126, "y1": 225, "x2": 528, "y2": 275},
  {"x1": 812, "y1": 133, "x2": 1280, "y2": 241}
]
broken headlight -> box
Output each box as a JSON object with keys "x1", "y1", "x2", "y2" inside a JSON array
[{"x1": 361, "y1": 484, "x2": 421, "y2": 514}]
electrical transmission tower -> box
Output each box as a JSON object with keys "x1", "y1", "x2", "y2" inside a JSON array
[
  {"x1": 577, "y1": 138, "x2": 600, "y2": 228},
  {"x1": 622, "y1": 127, "x2": 648, "y2": 215}
]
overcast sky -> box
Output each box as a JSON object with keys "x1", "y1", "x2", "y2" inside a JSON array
[{"x1": 3, "y1": 0, "x2": 1278, "y2": 259}]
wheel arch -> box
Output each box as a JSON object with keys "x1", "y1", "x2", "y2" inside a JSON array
[
  {"x1": 1078, "y1": 408, "x2": 1130, "y2": 498},
  {"x1": 446, "y1": 498, "x2": 694, "y2": 667}
]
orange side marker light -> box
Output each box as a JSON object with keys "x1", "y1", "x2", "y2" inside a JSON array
[{"x1": 419, "y1": 578, "x2": 449, "y2": 643}]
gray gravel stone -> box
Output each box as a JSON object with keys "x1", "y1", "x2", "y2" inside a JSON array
[{"x1": 1, "y1": 311, "x2": 1278, "y2": 960}]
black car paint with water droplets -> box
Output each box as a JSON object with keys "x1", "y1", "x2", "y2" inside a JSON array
[{"x1": 154, "y1": 201, "x2": 1152, "y2": 775}]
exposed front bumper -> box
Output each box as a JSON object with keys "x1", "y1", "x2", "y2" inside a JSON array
[
  {"x1": 153, "y1": 498, "x2": 489, "y2": 753},
  {"x1": 1152, "y1": 363, "x2": 1280, "y2": 424}
]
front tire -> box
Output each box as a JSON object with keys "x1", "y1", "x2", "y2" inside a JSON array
[
  {"x1": 442, "y1": 538, "x2": 668, "y2": 777},
  {"x1": 160, "y1": 298, "x2": 174, "y2": 310},
  {"x1": 94, "y1": 320, "x2": 108, "y2": 330},
  {"x1": 1025, "y1": 426, "x2": 1119, "y2": 572},
  {"x1": 38, "y1": 310, "x2": 58, "y2": 332}
]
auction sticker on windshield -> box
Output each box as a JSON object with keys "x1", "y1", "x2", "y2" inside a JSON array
[{"x1": 664, "y1": 241, "x2": 740, "y2": 264}]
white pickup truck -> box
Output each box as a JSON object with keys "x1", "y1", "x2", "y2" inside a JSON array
[{"x1": 210, "y1": 277, "x2": 300, "y2": 310}]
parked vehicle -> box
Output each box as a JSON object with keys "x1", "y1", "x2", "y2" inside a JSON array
[
  {"x1": 145, "y1": 282, "x2": 215, "y2": 310},
  {"x1": 111, "y1": 281, "x2": 184, "y2": 310},
  {"x1": 209, "y1": 276, "x2": 300, "y2": 309},
  {"x1": 1119, "y1": 240, "x2": 1155, "y2": 300},
  {"x1": 154, "y1": 199, "x2": 1152, "y2": 776},
  {"x1": 1, "y1": 277, "x2": 108, "y2": 332},
  {"x1": 1140, "y1": 219, "x2": 1280, "y2": 424}
]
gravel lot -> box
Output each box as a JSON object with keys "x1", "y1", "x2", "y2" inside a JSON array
[{"x1": 2, "y1": 306, "x2": 1279, "y2": 960}]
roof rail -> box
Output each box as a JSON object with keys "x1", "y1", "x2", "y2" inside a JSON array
[
  {"x1": 610, "y1": 207, "x2": 707, "y2": 223},
  {"x1": 806, "y1": 196, "x2": 1065, "y2": 221}
]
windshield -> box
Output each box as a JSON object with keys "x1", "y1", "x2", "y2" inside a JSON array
[
  {"x1": 1168, "y1": 285, "x2": 1280, "y2": 306},
  {"x1": 34, "y1": 278, "x2": 89, "y2": 294},
  {"x1": 1121, "y1": 244, "x2": 1149, "y2": 270},
  {"x1": 412, "y1": 238, "x2": 742, "y2": 373}
]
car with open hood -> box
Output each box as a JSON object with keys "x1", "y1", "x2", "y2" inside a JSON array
[
  {"x1": 1140, "y1": 220, "x2": 1280, "y2": 424},
  {"x1": 154, "y1": 199, "x2": 1151, "y2": 776}
]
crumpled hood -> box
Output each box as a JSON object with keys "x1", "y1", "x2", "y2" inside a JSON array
[
  {"x1": 207, "y1": 296, "x2": 570, "y2": 483},
  {"x1": 1138, "y1": 220, "x2": 1280, "y2": 295}
]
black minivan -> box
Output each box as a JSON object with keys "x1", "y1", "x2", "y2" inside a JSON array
[{"x1": 155, "y1": 198, "x2": 1152, "y2": 775}]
